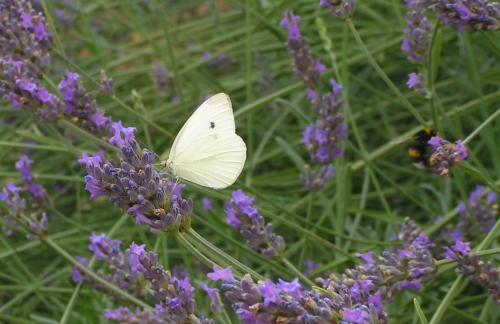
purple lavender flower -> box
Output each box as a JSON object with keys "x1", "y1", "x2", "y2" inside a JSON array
[
  {"x1": 98, "y1": 70, "x2": 114, "y2": 96},
  {"x1": 0, "y1": 2, "x2": 115, "y2": 141},
  {"x1": 319, "y1": 0, "x2": 356, "y2": 20},
  {"x1": 1, "y1": 60, "x2": 113, "y2": 139},
  {"x1": 15, "y1": 155, "x2": 33, "y2": 182},
  {"x1": 302, "y1": 79, "x2": 347, "y2": 163},
  {"x1": 75, "y1": 236, "x2": 214, "y2": 323},
  {"x1": 316, "y1": 217, "x2": 437, "y2": 307},
  {"x1": 71, "y1": 234, "x2": 148, "y2": 300},
  {"x1": 456, "y1": 185, "x2": 498, "y2": 237},
  {"x1": 15, "y1": 154, "x2": 50, "y2": 207},
  {"x1": 172, "y1": 265, "x2": 190, "y2": 280},
  {"x1": 0, "y1": 0, "x2": 54, "y2": 72},
  {"x1": 225, "y1": 189, "x2": 285, "y2": 260},
  {"x1": 79, "y1": 121, "x2": 193, "y2": 235},
  {"x1": 151, "y1": 61, "x2": 174, "y2": 94},
  {"x1": 304, "y1": 259, "x2": 320, "y2": 276},
  {"x1": 105, "y1": 307, "x2": 167, "y2": 323},
  {"x1": 201, "y1": 197, "x2": 215, "y2": 212},
  {"x1": 0, "y1": 57, "x2": 64, "y2": 121},
  {"x1": 0, "y1": 182, "x2": 26, "y2": 220},
  {"x1": 201, "y1": 284, "x2": 223, "y2": 313},
  {"x1": 54, "y1": 1, "x2": 75, "y2": 28},
  {"x1": 123, "y1": 244, "x2": 214, "y2": 323},
  {"x1": 207, "y1": 265, "x2": 236, "y2": 283},
  {"x1": 204, "y1": 53, "x2": 237, "y2": 69},
  {"x1": 444, "y1": 240, "x2": 500, "y2": 304},
  {"x1": 281, "y1": 11, "x2": 325, "y2": 89},
  {"x1": 209, "y1": 266, "x2": 387, "y2": 324},
  {"x1": 300, "y1": 164, "x2": 334, "y2": 191},
  {"x1": 407, "y1": 72, "x2": 428, "y2": 95},
  {"x1": 1, "y1": 154, "x2": 50, "y2": 239},
  {"x1": 403, "y1": 1, "x2": 434, "y2": 66},
  {"x1": 26, "y1": 212, "x2": 48, "y2": 240},
  {"x1": 58, "y1": 70, "x2": 114, "y2": 140},
  {"x1": 431, "y1": 0, "x2": 500, "y2": 32},
  {"x1": 428, "y1": 134, "x2": 467, "y2": 177}
]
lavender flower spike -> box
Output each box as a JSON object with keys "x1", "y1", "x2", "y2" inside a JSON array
[
  {"x1": 302, "y1": 78, "x2": 347, "y2": 163},
  {"x1": 431, "y1": 0, "x2": 500, "y2": 32},
  {"x1": 79, "y1": 121, "x2": 192, "y2": 235},
  {"x1": 456, "y1": 185, "x2": 498, "y2": 237},
  {"x1": 225, "y1": 189, "x2": 285, "y2": 260},
  {"x1": 281, "y1": 11, "x2": 325, "y2": 89},
  {"x1": 71, "y1": 234, "x2": 147, "y2": 300},
  {"x1": 444, "y1": 240, "x2": 500, "y2": 304},
  {"x1": 0, "y1": 182, "x2": 26, "y2": 236},
  {"x1": 0, "y1": 0, "x2": 55, "y2": 72},
  {"x1": 402, "y1": 0, "x2": 434, "y2": 67},
  {"x1": 320, "y1": 0, "x2": 356, "y2": 21},
  {"x1": 127, "y1": 245, "x2": 215, "y2": 323},
  {"x1": 209, "y1": 265, "x2": 387, "y2": 323},
  {"x1": 428, "y1": 134, "x2": 467, "y2": 177},
  {"x1": 300, "y1": 164, "x2": 334, "y2": 190},
  {"x1": 26, "y1": 212, "x2": 48, "y2": 240}
]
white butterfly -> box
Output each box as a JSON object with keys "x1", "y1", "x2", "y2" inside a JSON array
[{"x1": 163, "y1": 93, "x2": 246, "y2": 189}]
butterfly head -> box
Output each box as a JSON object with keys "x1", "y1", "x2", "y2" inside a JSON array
[{"x1": 161, "y1": 159, "x2": 177, "y2": 177}]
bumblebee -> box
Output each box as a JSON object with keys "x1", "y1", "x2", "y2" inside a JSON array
[{"x1": 391, "y1": 128, "x2": 438, "y2": 169}]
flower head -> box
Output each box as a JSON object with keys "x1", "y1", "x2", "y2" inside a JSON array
[
  {"x1": 431, "y1": 0, "x2": 500, "y2": 32},
  {"x1": 428, "y1": 134, "x2": 467, "y2": 177},
  {"x1": 302, "y1": 79, "x2": 347, "y2": 163},
  {"x1": 407, "y1": 72, "x2": 428, "y2": 95},
  {"x1": 151, "y1": 61, "x2": 174, "y2": 95},
  {"x1": 281, "y1": 11, "x2": 324, "y2": 89},
  {"x1": 80, "y1": 121, "x2": 192, "y2": 235},
  {"x1": 75, "y1": 235, "x2": 214, "y2": 323},
  {"x1": 225, "y1": 189, "x2": 285, "y2": 260},
  {"x1": 320, "y1": 0, "x2": 356, "y2": 20},
  {"x1": 456, "y1": 185, "x2": 498, "y2": 237},
  {"x1": 444, "y1": 239, "x2": 500, "y2": 304},
  {"x1": 207, "y1": 265, "x2": 236, "y2": 283}
]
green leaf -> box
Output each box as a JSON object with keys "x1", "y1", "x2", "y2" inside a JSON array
[{"x1": 414, "y1": 298, "x2": 429, "y2": 324}]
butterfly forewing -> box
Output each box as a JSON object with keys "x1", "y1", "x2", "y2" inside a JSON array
[{"x1": 168, "y1": 93, "x2": 235, "y2": 161}]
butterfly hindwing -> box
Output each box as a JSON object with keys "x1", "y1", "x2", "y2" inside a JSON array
[{"x1": 174, "y1": 131, "x2": 246, "y2": 189}]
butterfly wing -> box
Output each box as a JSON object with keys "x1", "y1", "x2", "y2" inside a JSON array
[
  {"x1": 167, "y1": 93, "x2": 246, "y2": 189},
  {"x1": 168, "y1": 93, "x2": 236, "y2": 160},
  {"x1": 173, "y1": 131, "x2": 246, "y2": 189}
]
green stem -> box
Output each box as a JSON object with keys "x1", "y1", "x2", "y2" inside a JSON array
[
  {"x1": 59, "y1": 120, "x2": 119, "y2": 153},
  {"x1": 298, "y1": 191, "x2": 314, "y2": 271},
  {"x1": 462, "y1": 108, "x2": 500, "y2": 145},
  {"x1": 153, "y1": 1, "x2": 185, "y2": 111},
  {"x1": 39, "y1": 0, "x2": 66, "y2": 59},
  {"x1": 185, "y1": 228, "x2": 265, "y2": 281},
  {"x1": 176, "y1": 233, "x2": 218, "y2": 270},
  {"x1": 430, "y1": 276, "x2": 464, "y2": 324}
]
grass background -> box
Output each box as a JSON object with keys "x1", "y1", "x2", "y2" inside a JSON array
[{"x1": 1, "y1": 0, "x2": 500, "y2": 323}]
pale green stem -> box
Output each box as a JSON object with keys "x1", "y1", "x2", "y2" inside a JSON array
[{"x1": 185, "y1": 228, "x2": 265, "y2": 281}]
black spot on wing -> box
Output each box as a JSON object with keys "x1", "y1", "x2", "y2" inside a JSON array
[{"x1": 210, "y1": 122, "x2": 215, "y2": 129}]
